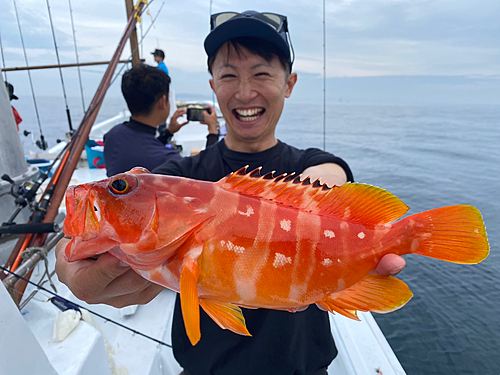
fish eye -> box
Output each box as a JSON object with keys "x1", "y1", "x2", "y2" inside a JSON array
[{"x1": 108, "y1": 174, "x2": 138, "y2": 195}]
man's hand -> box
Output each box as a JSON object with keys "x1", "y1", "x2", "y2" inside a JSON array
[
  {"x1": 200, "y1": 105, "x2": 218, "y2": 134},
  {"x1": 167, "y1": 108, "x2": 189, "y2": 134},
  {"x1": 55, "y1": 238, "x2": 164, "y2": 308}
]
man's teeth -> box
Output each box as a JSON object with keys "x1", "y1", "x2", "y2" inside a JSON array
[{"x1": 235, "y1": 108, "x2": 263, "y2": 121}]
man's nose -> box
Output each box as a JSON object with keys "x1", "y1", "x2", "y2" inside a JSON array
[{"x1": 235, "y1": 80, "x2": 257, "y2": 102}]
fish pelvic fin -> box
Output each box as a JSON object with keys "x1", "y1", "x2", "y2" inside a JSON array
[
  {"x1": 180, "y1": 256, "x2": 201, "y2": 346},
  {"x1": 199, "y1": 300, "x2": 251, "y2": 337},
  {"x1": 319, "y1": 274, "x2": 413, "y2": 320},
  {"x1": 216, "y1": 167, "x2": 409, "y2": 226},
  {"x1": 407, "y1": 205, "x2": 489, "y2": 264}
]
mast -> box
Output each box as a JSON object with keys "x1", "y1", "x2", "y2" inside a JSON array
[{"x1": 125, "y1": 0, "x2": 141, "y2": 67}]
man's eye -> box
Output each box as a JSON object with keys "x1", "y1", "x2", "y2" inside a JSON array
[
  {"x1": 255, "y1": 72, "x2": 270, "y2": 77},
  {"x1": 221, "y1": 74, "x2": 236, "y2": 79}
]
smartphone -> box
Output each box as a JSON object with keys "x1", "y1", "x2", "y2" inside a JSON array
[{"x1": 187, "y1": 107, "x2": 211, "y2": 122}]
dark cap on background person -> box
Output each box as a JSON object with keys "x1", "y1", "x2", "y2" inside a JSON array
[
  {"x1": 204, "y1": 10, "x2": 293, "y2": 68},
  {"x1": 151, "y1": 49, "x2": 165, "y2": 59},
  {"x1": 5, "y1": 82, "x2": 18, "y2": 100}
]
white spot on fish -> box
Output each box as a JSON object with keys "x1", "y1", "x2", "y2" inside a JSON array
[
  {"x1": 238, "y1": 205, "x2": 254, "y2": 217},
  {"x1": 322, "y1": 258, "x2": 333, "y2": 267},
  {"x1": 474, "y1": 228, "x2": 480, "y2": 234},
  {"x1": 183, "y1": 197, "x2": 195, "y2": 203},
  {"x1": 324, "y1": 230, "x2": 335, "y2": 238},
  {"x1": 411, "y1": 239, "x2": 419, "y2": 252},
  {"x1": 358, "y1": 232, "x2": 366, "y2": 239},
  {"x1": 221, "y1": 240, "x2": 245, "y2": 254},
  {"x1": 280, "y1": 219, "x2": 292, "y2": 232},
  {"x1": 273, "y1": 253, "x2": 292, "y2": 268}
]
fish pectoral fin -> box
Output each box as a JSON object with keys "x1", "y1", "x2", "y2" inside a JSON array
[
  {"x1": 179, "y1": 256, "x2": 201, "y2": 346},
  {"x1": 320, "y1": 274, "x2": 413, "y2": 320},
  {"x1": 199, "y1": 299, "x2": 251, "y2": 337}
]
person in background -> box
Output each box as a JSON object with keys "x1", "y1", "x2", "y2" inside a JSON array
[
  {"x1": 151, "y1": 48, "x2": 169, "y2": 75},
  {"x1": 103, "y1": 64, "x2": 217, "y2": 177},
  {"x1": 56, "y1": 11, "x2": 406, "y2": 375},
  {"x1": 5, "y1": 82, "x2": 22, "y2": 131}
]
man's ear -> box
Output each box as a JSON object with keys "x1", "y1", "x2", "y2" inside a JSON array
[
  {"x1": 157, "y1": 94, "x2": 168, "y2": 109},
  {"x1": 157, "y1": 94, "x2": 170, "y2": 117},
  {"x1": 209, "y1": 78, "x2": 214, "y2": 91},
  {"x1": 285, "y1": 73, "x2": 298, "y2": 99}
]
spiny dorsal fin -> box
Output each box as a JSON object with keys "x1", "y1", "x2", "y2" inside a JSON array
[{"x1": 216, "y1": 166, "x2": 409, "y2": 225}]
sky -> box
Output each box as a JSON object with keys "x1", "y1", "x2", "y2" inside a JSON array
[{"x1": 1, "y1": 0, "x2": 499, "y2": 105}]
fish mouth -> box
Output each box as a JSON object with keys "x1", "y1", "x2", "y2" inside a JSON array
[
  {"x1": 63, "y1": 185, "x2": 87, "y2": 237},
  {"x1": 233, "y1": 107, "x2": 265, "y2": 122}
]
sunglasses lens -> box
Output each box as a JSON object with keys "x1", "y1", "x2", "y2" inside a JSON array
[
  {"x1": 255, "y1": 14, "x2": 283, "y2": 31},
  {"x1": 213, "y1": 12, "x2": 239, "y2": 28},
  {"x1": 212, "y1": 12, "x2": 285, "y2": 32}
]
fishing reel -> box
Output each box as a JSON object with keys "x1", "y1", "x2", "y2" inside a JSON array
[
  {"x1": 23, "y1": 130, "x2": 48, "y2": 150},
  {"x1": 0, "y1": 173, "x2": 58, "y2": 237}
]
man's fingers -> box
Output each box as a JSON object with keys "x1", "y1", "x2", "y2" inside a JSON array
[{"x1": 373, "y1": 254, "x2": 406, "y2": 276}]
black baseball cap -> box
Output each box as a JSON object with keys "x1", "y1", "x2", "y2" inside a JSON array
[
  {"x1": 151, "y1": 49, "x2": 165, "y2": 59},
  {"x1": 5, "y1": 82, "x2": 18, "y2": 100},
  {"x1": 204, "y1": 11, "x2": 293, "y2": 67}
]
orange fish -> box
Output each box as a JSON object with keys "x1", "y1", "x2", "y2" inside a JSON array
[{"x1": 63, "y1": 166, "x2": 489, "y2": 346}]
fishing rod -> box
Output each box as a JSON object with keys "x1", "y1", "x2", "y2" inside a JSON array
[
  {"x1": 46, "y1": 0, "x2": 74, "y2": 133},
  {"x1": 12, "y1": 0, "x2": 48, "y2": 150},
  {"x1": 67, "y1": 0, "x2": 86, "y2": 113}
]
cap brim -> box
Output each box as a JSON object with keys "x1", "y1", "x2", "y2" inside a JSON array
[{"x1": 204, "y1": 17, "x2": 290, "y2": 62}]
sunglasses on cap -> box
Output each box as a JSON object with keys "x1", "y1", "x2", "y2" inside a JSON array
[{"x1": 210, "y1": 11, "x2": 288, "y2": 33}]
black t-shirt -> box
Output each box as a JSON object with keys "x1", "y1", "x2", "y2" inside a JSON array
[
  {"x1": 153, "y1": 139, "x2": 354, "y2": 375},
  {"x1": 103, "y1": 119, "x2": 182, "y2": 177}
]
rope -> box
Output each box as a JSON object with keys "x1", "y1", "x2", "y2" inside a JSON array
[
  {"x1": 67, "y1": 0, "x2": 86, "y2": 113},
  {"x1": 21, "y1": 246, "x2": 57, "y2": 293},
  {"x1": 46, "y1": 0, "x2": 74, "y2": 132},
  {"x1": 0, "y1": 264, "x2": 172, "y2": 348},
  {"x1": 12, "y1": 0, "x2": 47, "y2": 150}
]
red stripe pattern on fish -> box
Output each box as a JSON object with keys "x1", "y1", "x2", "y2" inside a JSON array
[{"x1": 63, "y1": 166, "x2": 490, "y2": 345}]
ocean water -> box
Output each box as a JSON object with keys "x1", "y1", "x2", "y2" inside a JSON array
[{"x1": 14, "y1": 96, "x2": 500, "y2": 374}]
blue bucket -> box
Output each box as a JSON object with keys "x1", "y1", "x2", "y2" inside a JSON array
[{"x1": 85, "y1": 144, "x2": 105, "y2": 169}]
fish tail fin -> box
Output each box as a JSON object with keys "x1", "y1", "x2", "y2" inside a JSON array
[{"x1": 409, "y1": 205, "x2": 489, "y2": 264}]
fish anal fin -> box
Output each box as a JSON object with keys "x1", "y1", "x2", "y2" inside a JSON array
[
  {"x1": 199, "y1": 299, "x2": 251, "y2": 337},
  {"x1": 319, "y1": 300, "x2": 360, "y2": 321},
  {"x1": 179, "y1": 256, "x2": 201, "y2": 345},
  {"x1": 321, "y1": 274, "x2": 413, "y2": 318},
  {"x1": 216, "y1": 168, "x2": 408, "y2": 225}
]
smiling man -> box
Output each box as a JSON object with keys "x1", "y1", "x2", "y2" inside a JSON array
[{"x1": 55, "y1": 10, "x2": 406, "y2": 375}]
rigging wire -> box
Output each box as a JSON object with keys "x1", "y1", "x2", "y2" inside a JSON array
[
  {"x1": 67, "y1": 0, "x2": 86, "y2": 113},
  {"x1": 108, "y1": 1, "x2": 164, "y2": 90},
  {"x1": 322, "y1": 0, "x2": 327, "y2": 151},
  {"x1": 46, "y1": 0, "x2": 74, "y2": 133},
  {"x1": 12, "y1": 0, "x2": 47, "y2": 150},
  {"x1": 0, "y1": 265, "x2": 172, "y2": 348},
  {"x1": 63, "y1": 0, "x2": 161, "y2": 145},
  {"x1": 0, "y1": 27, "x2": 8, "y2": 81}
]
